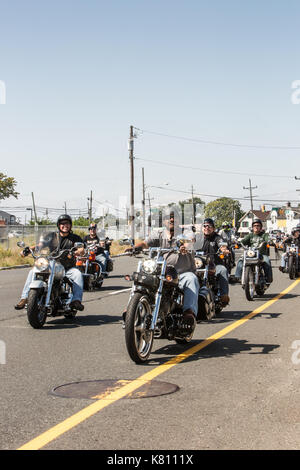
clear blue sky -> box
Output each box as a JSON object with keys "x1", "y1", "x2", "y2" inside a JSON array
[{"x1": 1, "y1": 0, "x2": 300, "y2": 221}]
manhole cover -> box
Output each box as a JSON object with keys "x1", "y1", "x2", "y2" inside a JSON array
[{"x1": 51, "y1": 379, "x2": 179, "y2": 400}]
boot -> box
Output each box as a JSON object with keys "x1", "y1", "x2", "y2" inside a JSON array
[{"x1": 14, "y1": 298, "x2": 27, "y2": 310}]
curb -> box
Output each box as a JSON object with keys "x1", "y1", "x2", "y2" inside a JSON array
[{"x1": 0, "y1": 264, "x2": 31, "y2": 271}]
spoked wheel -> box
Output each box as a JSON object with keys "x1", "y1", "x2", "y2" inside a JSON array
[
  {"x1": 125, "y1": 293, "x2": 154, "y2": 364},
  {"x1": 27, "y1": 289, "x2": 47, "y2": 329},
  {"x1": 244, "y1": 266, "x2": 255, "y2": 301}
]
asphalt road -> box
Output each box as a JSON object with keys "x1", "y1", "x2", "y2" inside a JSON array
[{"x1": 0, "y1": 251, "x2": 299, "y2": 451}]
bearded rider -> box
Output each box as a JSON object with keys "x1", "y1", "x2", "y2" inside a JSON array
[
  {"x1": 123, "y1": 208, "x2": 199, "y2": 332},
  {"x1": 194, "y1": 218, "x2": 231, "y2": 307}
]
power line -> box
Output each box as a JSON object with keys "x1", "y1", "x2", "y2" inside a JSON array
[
  {"x1": 134, "y1": 127, "x2": 300, "y2": 150},
  {"x1": 149, "y1": 184, "x2": 300, "y2": 203},
  {"x1": 135, "y1": 156, "x2": 294, "y2": 180}
]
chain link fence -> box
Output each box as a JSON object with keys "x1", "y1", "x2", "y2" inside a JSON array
[{"x1": 0, "y1": 224, "x2": 139, "y2": 250}]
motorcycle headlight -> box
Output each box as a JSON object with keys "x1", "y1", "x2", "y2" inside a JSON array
[
  {"x1": 142, "y1": 259, "x2": 157, "y2": 274},
  {"x1": 34, "y1": 257, "x2": 50, "y2": 271},
  {"x1": 195, "y1": 258, "x2": 203, "y2": 269},
  {"x1": 247, "y1": 249, "x2": 256, "y2": 258}
]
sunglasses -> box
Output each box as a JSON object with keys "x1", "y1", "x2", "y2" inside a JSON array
[{"x1": 203, "y1": 224, "x2": 213, "y2": 228}]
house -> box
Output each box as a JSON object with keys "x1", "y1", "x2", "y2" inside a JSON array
[
  {"x1": 238, "y1": 209, "x2": 271, "y2": 237},
  {"x1": 0, "y1": 210, "x2": 17, "y2": 225},
  {"x1": 266, "y1": 203, "x2": 300, "y2": 234}
]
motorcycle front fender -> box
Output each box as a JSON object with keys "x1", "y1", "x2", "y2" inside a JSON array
[{"x1": 29, "y1": 280, "x2": 47, "y2": 290}]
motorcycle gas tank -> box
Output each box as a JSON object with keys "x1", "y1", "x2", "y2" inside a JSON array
[{"x1": 52, "y1": 262, "x2": 65, "y2": 280}]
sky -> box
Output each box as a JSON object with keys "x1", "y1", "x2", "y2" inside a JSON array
[{"x1": 1, "y1": 0, "x2": 300, "y2": 223}]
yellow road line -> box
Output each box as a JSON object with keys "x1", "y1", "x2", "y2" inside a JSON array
[{"x1": 18, "y1": 279, "x2": 300, "y2": 450}]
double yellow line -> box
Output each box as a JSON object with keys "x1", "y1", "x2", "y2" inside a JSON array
[{"x1": 18, "y1": 279, "x2": 300, "y2": 450}]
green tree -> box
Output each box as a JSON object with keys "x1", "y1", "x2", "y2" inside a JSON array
[
  {"x1": 205, "y1": 198, "x2": 245, "y2": 228},
  {"x1": 0, "y1": 173, "x2": 19, "y2": 200}
]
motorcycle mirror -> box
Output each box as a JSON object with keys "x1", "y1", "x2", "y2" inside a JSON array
[{"x1": 17, "y1": 241, "x2": 25, "y2": 248}]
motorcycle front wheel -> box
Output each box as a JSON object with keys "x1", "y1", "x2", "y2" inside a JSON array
[
  {"x1": 244, "y1": 266, "x2": 255, "y2": 301},
  {"x1": 27, "y1": 288, "x2": 47, "y2": 329},
  {"x1": 125, "y1": 293, "x2": 154, "y2": 364},
  {"x1": 288, "y1": 256, "x2": 296, "y2": 280}
]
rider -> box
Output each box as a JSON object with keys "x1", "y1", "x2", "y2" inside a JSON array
[
  {"x1": 123, "y1": 208, "x2": 199, "y2": 330},
  {"x1": 194, "y1": 218, "x2": 231, "y2": 307},
  {"x1": 218, "y1": 221, "x2": 236, "y2": 266},
  {"x1": 279, "y1": 225, "x2": 300, "y2": 272},
  {"x1": 234, "y1": 218, "x2": 273, "y2": 285},
  {"x1": 14, "y1": 214, "x2": 85, "y2": 311},
  {"x1": 83, "y1": 223, "x2": 109, "y2": 274}
]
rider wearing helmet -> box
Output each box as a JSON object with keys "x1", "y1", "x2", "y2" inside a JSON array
[
  {"x1": 279, "y1": 224, "x2": 300, "y2": 272},
  {"x1": 15, "y1": 214, "x2": 85, "y2": 311},
  {"x1": 234, "y1": 218, "x2": 273, "y2": 284},
  {"x1": 83, "y1": 223, "x2": 110, "y2": 274}
]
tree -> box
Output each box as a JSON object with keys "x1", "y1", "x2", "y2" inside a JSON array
[
  {"x1": 205, "y1": 198, "x2": 245, "y2": 229},
  {"x1": 0, "y1": 173, "x2": 19, "y2": 200}
]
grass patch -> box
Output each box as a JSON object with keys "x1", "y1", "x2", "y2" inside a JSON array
[{"x1": 0, "y1": 239, "x2": 140, "y2": 267}]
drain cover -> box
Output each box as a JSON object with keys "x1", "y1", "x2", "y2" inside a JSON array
[{"x1": 51, "y1": 379, "x2": 179, "y2": 400}]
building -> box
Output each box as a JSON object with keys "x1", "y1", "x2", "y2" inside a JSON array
[
  {"x1": 0, "y1": 210, "x2": 17, "y2": 225},
  {"x1": 266, "y1": 203, "x2": 300, "y2": 234},
  {"x1": 238, "y1": 209, "x2": 271, "y2": 236}
]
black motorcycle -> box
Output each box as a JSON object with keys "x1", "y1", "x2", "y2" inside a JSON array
[
  {"x1": 195, "y1": 251, "x2": 225, "y2": 321},
  {"x1": 240, "y1": 242, "x2": 269, "y2": 301},
  {"x1": 124, "y1": 245, "x2": 196, "y2": 364},
  {"x1": 285, "y1": 244, "x2": 299, "y2": 280}
]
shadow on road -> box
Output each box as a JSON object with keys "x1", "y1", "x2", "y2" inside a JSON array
[
  {"x1": 43, "y1": 314, "x2": 121, "y2": 329},
  {"x1": 146, "y1": 338, "x2": 280, "y2": 366}
]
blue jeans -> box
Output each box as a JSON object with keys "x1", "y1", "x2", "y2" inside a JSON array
[
  {"x1": 21, "y1": 267, "x2": 83, "y2": 302},
  {"x1": 95, "y1": 254, "x2": 107, "y2": 272},
  {"x1": 179, "y1": 272, "x2": 200, "y2": 317},
  {"x1": 235, "y1": 256, "x2": 273, "y2": 283},
  {"x1": 215, "y1": 264, "x2": 229, "y2": 296}
]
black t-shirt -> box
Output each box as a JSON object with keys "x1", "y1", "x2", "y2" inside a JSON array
[
  {"x1": 83, "y1": 235, "x2": 105, "y2": 256},
  {"x1": 40, "y1": 231, "x2": 83, "y2": 270}
]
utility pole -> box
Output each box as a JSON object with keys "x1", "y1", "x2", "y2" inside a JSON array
[
  {"x1": 89, "y1": 190, "x2": 93, "y2": 222},
  {"x1": 243, "y1": 179, "x2": 258, "y2": 214},
  {"x1": 142, "y1": 168, "x2": 146, "y2": 239},
  {"x1": 191, "y1": 185, "x2": 195, "y2": 224},
  {"x1": 128, "y1": 125, "x2": 135, "y2": 242},
  {"x1": 31, "y1": 192, "x2": 38, "y2": 226}
]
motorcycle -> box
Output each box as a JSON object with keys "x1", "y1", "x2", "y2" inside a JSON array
[
  {"x1": 123, "y1": 243, "x2": 196, "y2": 364},
  {"x1": 240, "y1": 241, "x2": 269, "y2": 301},
  {"x1": 76, "y1": 244, "x2": 104, "y2": 291},
  {"x1": 17, "y1": 240, "x2": 84, "y2": 329},
  {"x1": 195, "y1": 250, "x2": 225, "y2": 321},
  {"x1": 285, "y1": 244, "x2": 300, "y2": 280}
]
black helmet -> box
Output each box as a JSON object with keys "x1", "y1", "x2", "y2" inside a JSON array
[
  {"x1": 252, "y1": 218, "x2": 262, "y2": 227},
  {"x1": 203, "y1": 217, "x2": 215, "y2": 227},
  {"x1": 57, "y1": 214, "x2": 72, "y2": 228}
]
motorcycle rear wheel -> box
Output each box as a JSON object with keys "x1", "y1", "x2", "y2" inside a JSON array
[
  {"x1": 27, "y1": 288, "x2": 47, "y2": 329},
  {"x1": 125, "y1": 293, "x2": 154, "y2": 364},
  {"x1": 244, "y1": 266, "x2": 255, "y2": 301}
]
